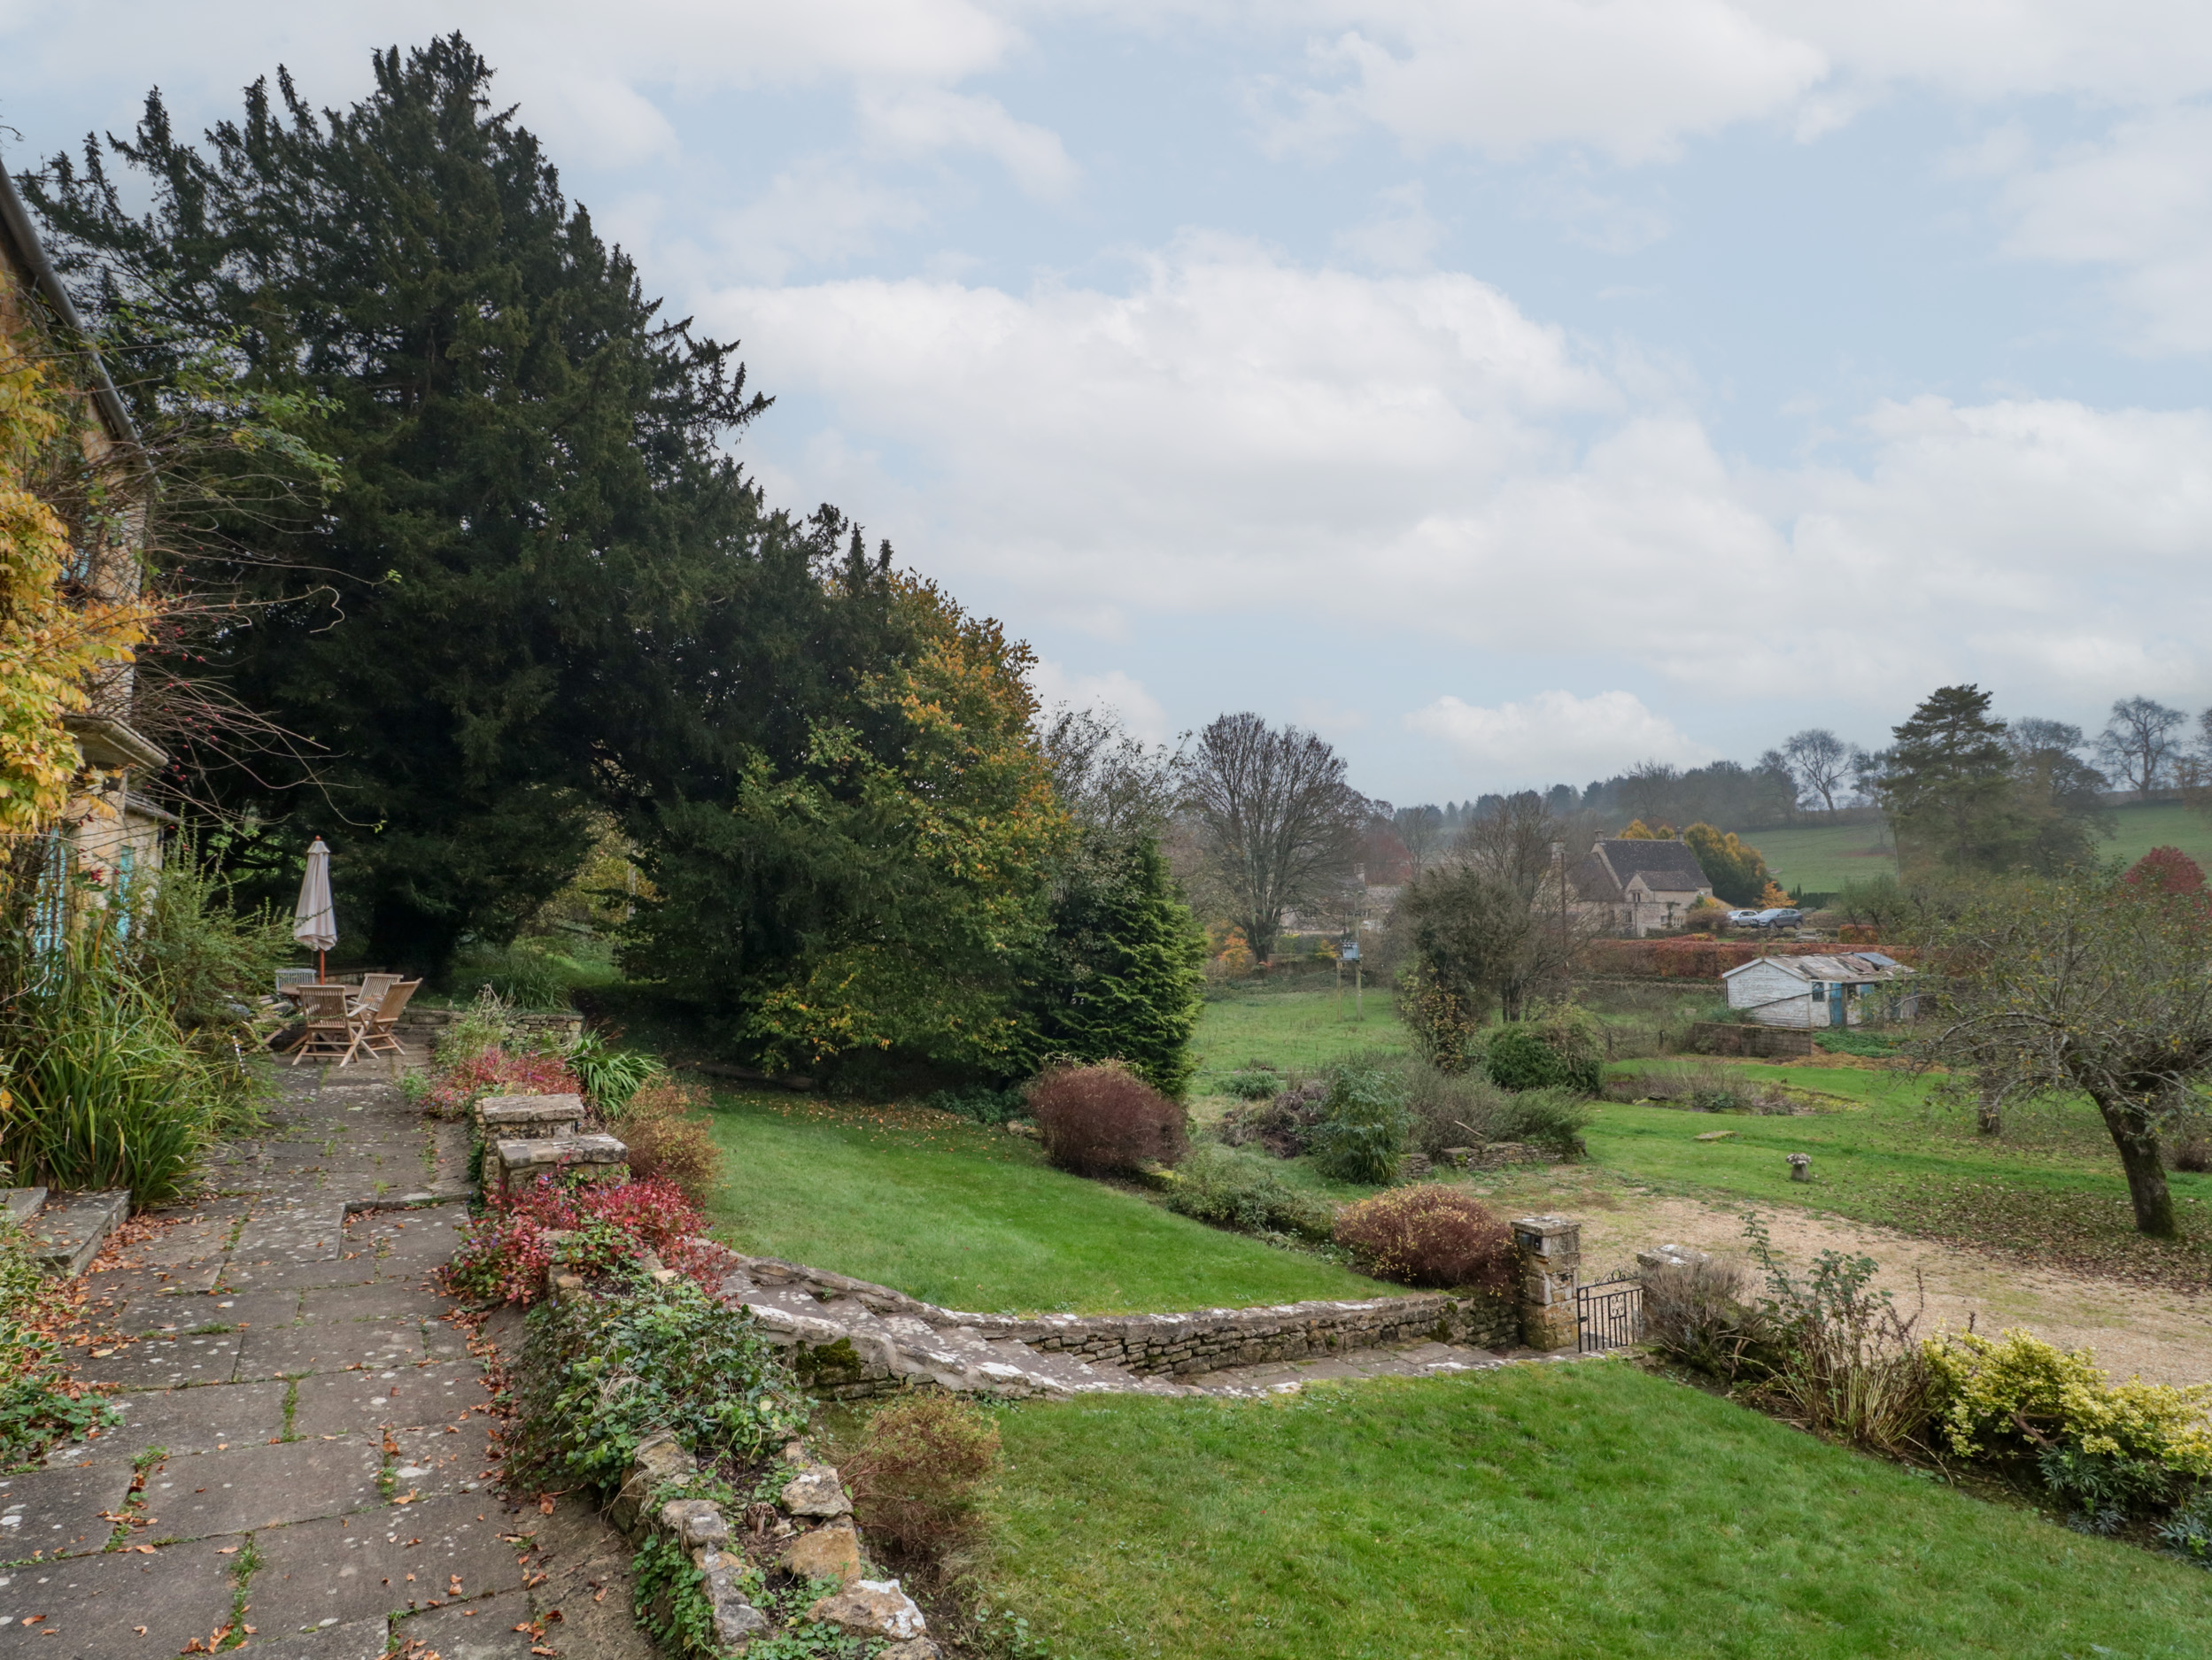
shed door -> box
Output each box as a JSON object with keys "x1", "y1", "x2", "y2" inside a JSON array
[{"x1": 1827, "y1": 983, "x2": 1845, "y2": 1027}]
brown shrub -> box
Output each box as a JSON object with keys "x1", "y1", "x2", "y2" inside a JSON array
[
  {"x1": 1332, "y1": 1185, "x2": 1514, "y2": 1291},
  {"x1": 845, "y1": 1393, "x2": 1001, "y2": 1560},
  {"x1": 2170, "y1": 1125, "x2": 2211, "y2": 1174},
  {"x1": 1642, "y1": 1255, "x2": 1776, "y2": 1382},
  {"x1": 612, "y1": 1082, "x2": 723, "y2": 1203},
  {"x1": 1026, "y1": 1063, "x2": 1187, "y2": 1176}
]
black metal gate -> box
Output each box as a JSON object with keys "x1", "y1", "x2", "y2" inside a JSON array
[{"x1": 1575, "y1": 1271, "x2": 1643, "y2": 1353}]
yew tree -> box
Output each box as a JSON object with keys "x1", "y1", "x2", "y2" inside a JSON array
[
  {"x1": 24, "y1": 37, "x2": 778, "y2": 970},
  {"x1": 1924, "y1": 873, "x2": 2212, "y2": 1238}
]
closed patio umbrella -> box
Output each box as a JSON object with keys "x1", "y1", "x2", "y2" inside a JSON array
[{"x1": 292, "y1": 838, "x2": 338, "y2": 981}]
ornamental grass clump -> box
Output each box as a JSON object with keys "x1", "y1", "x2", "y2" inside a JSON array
[
  {"x1": 1743, "y1": 1215, "x2": 1934, "y2": 1457},
  {"x1": 847, "y1": 1393, "x2": 1002, "y2": 1563},
  {"x1": 1333, "y1": 1185, "x2": 1514, "y2": 1291},
  {"x1": 1028, "y1": 1062, "x2": 1187, "y2": 1176}
]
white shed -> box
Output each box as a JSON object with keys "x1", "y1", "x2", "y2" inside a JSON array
[{"x1": 1721, "y1": 953, "x2": 1915, "y2": 1029}]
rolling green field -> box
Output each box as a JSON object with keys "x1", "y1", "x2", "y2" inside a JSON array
[
  {"x1": 1744, "y1": 800, "x2": 2212, "y2": 892},
  {"x1": 980, "y1": 1364, "x2": 2212, "y2": 1659},
  {"x1": 699, "y1": 1090, "x2": 1393, "y2": 1313},
  {"x1": 1593, "y1": 1061, "x2": 2212, "y2": 1286}
]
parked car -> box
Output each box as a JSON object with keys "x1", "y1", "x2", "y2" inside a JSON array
[
  {"x1": 1724, "y1": 909, "x2": 1763, "y2": 927},
  {"x1": 1752, "y1": 907, "x2": 1803, "y2": 930}
]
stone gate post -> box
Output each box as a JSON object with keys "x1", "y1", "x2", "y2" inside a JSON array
[{"x1": 1512, "y1": 1215, "x2": 1582, "y2": 1352}]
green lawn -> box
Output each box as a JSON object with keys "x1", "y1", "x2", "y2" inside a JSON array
[
  {"x1": 1592, "y1": 1061, "x2": 2212, "y2": 1286},
  {"x1": 1744, "y1": 800, "x2": 2212, "y2": 892},
  {"x1": 699, "y1": 1090, "x2": 1395, "y2": 1314},
  {"x1": 979, "y1": 1363, "x2": 2212, "y2": 1659},
  {"x1": 1191, "y1": 985, "x2": 1408, "y2": 1093}
]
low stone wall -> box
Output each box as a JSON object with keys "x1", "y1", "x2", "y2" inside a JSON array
[
  {"x1": 723, "y1": 1250, "x2": 1519, "y2": 1391},
  {"x1": 1687, "y1": 1021, "x2": 1815, "y2": 1059}
]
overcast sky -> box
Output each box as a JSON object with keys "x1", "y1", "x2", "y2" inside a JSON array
[{"x1": 7, "y1": 2, "x2": 2212, "y2": 802}]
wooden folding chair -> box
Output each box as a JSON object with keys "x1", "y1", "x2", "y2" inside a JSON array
[
  {"x1": 289, "y1": 984, "x2": 367, "y2": 1067},
  {"x1": 352, "y1": 973, "x2": 403, "y2": 1015},
  {"x1": 357, "y1": 979, "x2": 422, "y2": 1060}
]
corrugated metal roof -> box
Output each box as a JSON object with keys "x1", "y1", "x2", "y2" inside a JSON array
[{"x1": 1721, "y1": 952, "x2": 1914, "y2": 984}]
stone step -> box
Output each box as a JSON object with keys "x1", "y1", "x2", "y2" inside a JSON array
[
  {"x1": 28, "y1": 1190, "x2": 129, "y2": 1277},
  {"x1": 2, "y1": 1187, "x2": 48, "y2": 1226}
]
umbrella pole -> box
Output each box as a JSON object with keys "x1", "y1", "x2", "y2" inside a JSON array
[{"x1": 319, "y1": 949, "x2": 327, "y2": 981}]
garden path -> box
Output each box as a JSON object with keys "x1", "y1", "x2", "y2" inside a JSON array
[{"x1": 0, "y1": 1051, "x2": 652, "y2": 1659}]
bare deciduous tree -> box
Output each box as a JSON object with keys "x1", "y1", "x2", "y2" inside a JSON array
[
  {"x1": 2096, "y1": 696, "x2": 2185, "y2": 794},
  {"x1": 1180, "y1": 712, "x2": 1368, "y2": 964},
  {"x1": 1458, "y1": 790, "x2": 1561, "y2": 902},
  {"x1": 1392, "y1": 804, "x2": 1448, "y2": 878},
  {"x1": 1041, "y1": 705, "x2": 1179, "y2": 838},
  {"x1": 1619, "y1": 761, "x2": 1679, "y2": 826},
  {"x1": 1783, "y1": 729, "x2": 1857, "y2": 814}
]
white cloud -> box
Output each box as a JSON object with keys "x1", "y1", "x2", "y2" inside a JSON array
[
  {"x1": 858, "y1": 87, "x2": 1079, "y2": 199},
  {"x1": 1276, "y1": 1, "x2": 1828, "y2": 165},
  {"x1": 712, "y1": 159, "x2": 933, "y2": 283},
  {"x1": 1238, "y1": 1, "x2": 2212, "y2": 176},
  {"x1": 1406, "y1": 690, "x2": 1714, "y2": 784},
  {"x1": 1029, "y1": 660, "x2": 1172, "y2": 743},
  {"x1": 711, "y1": 241, "x2": 2212, "y2": 718},
  {"x1": 1995, "y1": 105, "x2": 2212, "y2": 351}
]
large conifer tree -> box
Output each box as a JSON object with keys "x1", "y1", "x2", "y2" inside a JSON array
[{"x1": 23, "y1": 37, "x2": 809, "y2": 969}]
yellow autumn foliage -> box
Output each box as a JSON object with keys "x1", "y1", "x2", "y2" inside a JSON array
[{"x1": 0, "y1": 341, "x2": 156, "y2": 838}]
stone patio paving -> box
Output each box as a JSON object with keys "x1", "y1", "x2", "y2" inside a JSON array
[{"x1": 0, "y1": 1054, "x2": 651, "y2": 1659}]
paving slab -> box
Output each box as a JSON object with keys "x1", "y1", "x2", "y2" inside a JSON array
[
  {"x1": 249, "y1": 1494, "x2": 530, "y2": 1633},
  {"x1": 236, "y1": 1316, "x2": 424, "y2": 1379},
  {"x1": 292, "y1": 1361, "x2": 485, "y2": 1438},
  {"x1": 219, "y1": 1253, "x2": 382, "y2": 1293},
  {"x1": 0, "y1": 1462, "x2": 135, "y2": 1558},
  {"x1": 106, "y1": 1287, "x2": 298, "y2": 1337},
  {"x1": 395, "y1": 1594, "x2": 539, "y2": 1658},
  {"x1": 243, "y1": 1615, "x2": 394, "y2": 1659},
  {"x1": 81, "y1": 1262, "x2": 223, "y2": 1301},
  {"x1": 85, "y1": 1380, "x2": 289, "y2": 1461},
  {"x1": 522, "y1": 1498, "x2": 661, "y2": 1659},
  {"x1": 140, "y1": 1438, "x2": 385, "y2": 1539},
  {"x1": 240, "y1": 1615, "x2": 393, "y2": 1659},
  {"x1": 0, "y1": 1541, "x2": 239, "y2": 1657},
  {"x1": 73, "y1": 1330, "x2": 242, "y2": 1390},
  {"x1": 298, "y1": 1282, "x2": 439, "y2": 1324},
  {"x1": 392, "y1": 1417, "x2": 499, "y2": 1499}
]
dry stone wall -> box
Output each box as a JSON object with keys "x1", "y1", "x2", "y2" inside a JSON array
[{"x1": 716, "y1": 1248, "x2": 1519, "y2": 1400}]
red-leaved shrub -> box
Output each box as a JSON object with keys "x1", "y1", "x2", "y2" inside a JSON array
[
  {"x1": 443, "y1": 1175, "x2": 714, "y2": 1306},
  {"x1": 1333, "y1": 1185, "x2": 1515, "y2": 1291},
  {"x1": 423, "y1": 1046, "x2": 582, "y2": 1119},
  {"x1": 1026, "y1": 1063, "x2": 1187, "y2": 1176}
]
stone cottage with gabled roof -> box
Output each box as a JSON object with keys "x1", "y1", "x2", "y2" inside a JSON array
[{"x1": 1574, "y1": 836, "x2": 1713, "y2": 937}]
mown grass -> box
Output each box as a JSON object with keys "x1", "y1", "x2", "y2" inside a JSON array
[
  {"x1": 1593, "y1": 1061, "x2": 2212, "y2": 1286},
  {"x1": 698, "y1": 1090, "x2": 1396, "y2": 1314},
  {"x1": 1747, "y1": 799, "x2": 2212, "y2": 893},
  {"x1": 1191, "y1": 984, "x2": 1409, "y2": 1093},
  {"x1": 981, "y1": 1363, "x2": 2212, "y2": 1659}
]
